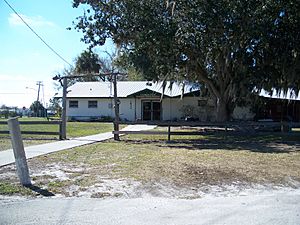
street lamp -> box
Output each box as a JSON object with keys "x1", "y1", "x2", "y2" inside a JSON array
[
  {"x1": 25, "y1": 86, "x2": 37, "y2": 99},
  {"x1": 25, "y1": 86, "x2": 36, "y2": 91},
  {"x1": 26, "y1": 83, "x2": 42, "y2": 102}
]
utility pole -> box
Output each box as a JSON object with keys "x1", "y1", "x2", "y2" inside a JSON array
[
  {"x1": 113, "y1": 73, "x2": 120, "y2": 141},
  {"x1": 34, "y1": 81, "x2": 43, "y2": 117},
  {"x1": 36, "y1": 81, "x2": 43, "y2": 102}
]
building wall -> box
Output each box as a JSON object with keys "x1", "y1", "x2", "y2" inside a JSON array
[
  {"x1": 66, "y1": 96, "x2": 219, "y2": 121},
  {"x1": 67, "y1": 96, "x2": 299, "y2": 122},
  {"x1": 162, "y1": 97, "x2": 200, "y2": 120},
  {"x1": 256, "y1": 97, "x2": 300, "y2": 122},
  {"x1": 119, "y1": 98, "x2": 136, "y2": 121},
  {"x1": 162, "y1": 97, "x2": 216, "y2": 121},
  {"x1": 67, "y1": 98, "x2": 114, "y2": 120},
  {"x1": 67, "y1": 98, "x2": 140, "y2": 121},
  {"x1": 232, "y1": 106, "x2": 255, "y2": 121}
]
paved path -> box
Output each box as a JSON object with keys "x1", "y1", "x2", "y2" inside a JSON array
[
  {"x1": 0, "y1": 125, "x2": 156, "y2": 167},
  {"x1": 0, "y1": 189, "x2": 299, "y2": 225}
]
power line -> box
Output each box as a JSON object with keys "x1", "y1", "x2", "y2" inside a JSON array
[{"x1": 3, "y1": 0, "x2": 73, "y2": 67}]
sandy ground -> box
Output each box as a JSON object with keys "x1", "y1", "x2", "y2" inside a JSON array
[
  {"x1": 0, "y1": 188, "x2": 299, "y2": 225},
  {"x1": 0, "y1": 125, "x2": 299, "y2": 224},
  {"x1": 3, "y1": 161, "x2": 299, "y2": 199}
]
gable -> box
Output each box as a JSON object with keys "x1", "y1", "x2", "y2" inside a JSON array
[{"x1": 127, "y1": 89, "x2": 162, "y2": 98}]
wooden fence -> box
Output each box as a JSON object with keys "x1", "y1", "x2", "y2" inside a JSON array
[
  {"x1": 113, "y1": 121, "x2": 300, "y2": 141},
  {"x1": 0, "y1": 120, "x2": 63, "y2": 140}
]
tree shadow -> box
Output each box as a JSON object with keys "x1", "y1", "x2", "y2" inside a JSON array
[
  {"x1": 25, "y1": 184, "x2": 55, "y2": 197},
  {"x1": 124, "y1": 132, "x2": 300, "y2": 154},
  {"x1": 165, "y1": 140, "x2": 298, "y2": 154}
]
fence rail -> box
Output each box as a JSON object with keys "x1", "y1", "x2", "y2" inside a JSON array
[
  {"x1": 115, "y1": 121, "x2": 300, "y2": 141},
  {"x1": 119, "y1": 121, "x2": 300, "y2": 127},
  {"x1": 0, "y1": 121, "x2": 61, "y2": 125},
  {"x1": 0, "y1": 120, "x2": 63, "y2": 139}
]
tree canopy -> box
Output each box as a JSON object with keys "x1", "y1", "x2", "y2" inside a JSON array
[
  {"x1": 75, "y1": 50, "x2": 101, "y2": 76},
  {"x1": 55, "y1": 49, "x2": 143, "y2": 86},
  {"x1": 30, "y1": 101, "x2": 46, "y2": 117},
  {"x1": 54, "y1": 49, "x2": 104, "y2": 88},
  {"x1": 72, "y1": 0, "x2": 299, "y2": 121}
]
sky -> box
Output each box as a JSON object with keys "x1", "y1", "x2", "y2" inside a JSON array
[{"x1": 0, "y1": 0, "x2": 113, "y2": 108}]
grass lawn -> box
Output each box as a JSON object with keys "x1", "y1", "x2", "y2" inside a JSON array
[
  {"x1": 0, "y1": 117, "x2": 122, "y2": 151},
  {"x1": 1, "y1": 131, "x2": 299, "y2": 198}
]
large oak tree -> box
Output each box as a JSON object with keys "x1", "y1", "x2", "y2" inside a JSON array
[{"x1": 72, "y1": 0, "x2": 299, "y2": 121}]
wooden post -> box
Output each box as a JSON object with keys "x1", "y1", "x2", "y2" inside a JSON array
[
  {"x1": 61, "y1": 77, "x2": 67, "y2": 139},
  {"x1": 281, "y1": 122, "x2": 290, "y2": 133},
  {"x1": 59, "y1": 120, "x2": 63, "y2": 140},
  {"x1": 167, "y1": 125, "x2": 171, "y2": 142},
  {"x1": 7, "y1": 117, "x2": 31, "y2": 186},
  {"x1": 113, "y1": 73, "x2": 120, "y2": 141},
  {"x1": 223, "y1": 124, "x2": 228, "y2": 140}
]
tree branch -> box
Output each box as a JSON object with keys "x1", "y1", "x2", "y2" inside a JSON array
[{"x1": 195, "y1": 62, "x2": 221, "y2": 99}]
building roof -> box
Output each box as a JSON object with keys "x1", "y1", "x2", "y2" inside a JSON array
[
  {"x1": 259, "y1": 89, "x2": 300, "y2": 101},
  {"x1": 67, "y1": 81, "x2": 200, "y2": 98}
]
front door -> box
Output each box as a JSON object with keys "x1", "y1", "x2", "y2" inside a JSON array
[{"x1": 142, "y1": 101, "x2": 161, "y2": 121}]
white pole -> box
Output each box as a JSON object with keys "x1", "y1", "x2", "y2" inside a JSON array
[{"x1": 7, "y1": 117, "x2": 31, "y2": 186}]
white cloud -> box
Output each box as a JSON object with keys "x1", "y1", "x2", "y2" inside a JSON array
[{"x1": 8, "y1": 13, "x2": 56, "y2": 28}]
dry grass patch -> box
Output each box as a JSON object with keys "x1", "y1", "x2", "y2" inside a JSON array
[{"x1": 0, "y1": 133, "x2": 299, "y2": 197}]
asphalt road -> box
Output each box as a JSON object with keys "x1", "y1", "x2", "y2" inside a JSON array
[{"x1": 1, "y1": 189, "x2": 299, "y2": 225}]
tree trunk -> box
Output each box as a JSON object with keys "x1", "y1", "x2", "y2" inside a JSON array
[
  {"x1": 216, "y1": 98, "x2": 229, "y2": 122},
  {"x1": 194, "y1": 61, "x2": 232, "y2": 122}
]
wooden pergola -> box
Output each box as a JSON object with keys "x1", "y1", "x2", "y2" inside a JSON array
[{"x1": 52, "y1": 72, "x2": 126, "y2": 141}]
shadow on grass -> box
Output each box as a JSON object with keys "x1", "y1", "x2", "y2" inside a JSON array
[
  {"x1": 123, "y1": 132, "x2": 300, "y2": 154},
  {"x1": 25, "y1": 184, "x2": 55, "y2": 197},
  {"x1": 166, "y1": 140, "x2": 298, "y2": 154}
]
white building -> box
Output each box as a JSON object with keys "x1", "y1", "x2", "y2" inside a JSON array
[{"x1": 66, "y1": 81, "x2": 218, "y2": 122}]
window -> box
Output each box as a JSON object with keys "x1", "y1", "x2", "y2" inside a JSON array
[
  {"x1": 88, "y1": 101, "x2": 98, "y2": 108},
  {"x1": 69, "y1": 100, "x2": 78, "y2": 108}
]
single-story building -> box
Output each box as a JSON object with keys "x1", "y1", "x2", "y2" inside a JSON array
[
  {"x1": 65, "y1": 81, "x2": 300, "y2": 122},
  {"x1": 66, "y1": 81, "x2": 219, "y2": 122},
  {"x1": 256, "y1": 89, "x2": 300, "y2": 122}
]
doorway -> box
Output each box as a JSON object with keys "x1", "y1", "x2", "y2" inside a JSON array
[{"x1": 142, "y1": 101, "x2": 161, "y2": 121}]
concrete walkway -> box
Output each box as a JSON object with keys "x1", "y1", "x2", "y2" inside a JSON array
[{"x1": 0, "y1": 125, "x2": 156, "y2": 167}]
